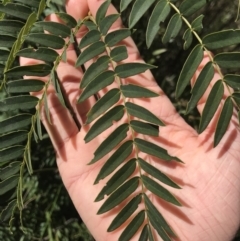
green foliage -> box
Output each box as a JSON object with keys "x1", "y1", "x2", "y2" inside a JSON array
[{"x1": 0, "y1": 0, "x2": 239, "y2": 240}]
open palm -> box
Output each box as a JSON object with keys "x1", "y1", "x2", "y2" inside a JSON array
[{"x1": 21, "y1": 0, "x2": 240, "y2": 240}]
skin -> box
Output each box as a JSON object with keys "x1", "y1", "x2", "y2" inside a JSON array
[{"x1": 21, "y1": 0, "x2": 240, "y2": 240}]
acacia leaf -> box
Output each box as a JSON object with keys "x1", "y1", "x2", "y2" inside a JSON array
[
  {"x1": 214, "y1": 52, "x2": 240, "y2": 68},
  {"x1": 76, "y1": 41, "x2": 106, "y2": 66},
  {"x1": 16, "y1": 47, "x2": 59, "y2": 63},
  {"x1": 97, "y1": 177, "x2": 139, "y2": 214},
  {"x1": 96, "y1": 0, "x2": 111, "y2": 24},
  {"x1": 84, "y1": 105, "x2": 125, "y2": 143},
  {"x1": 186, "y1": 62, "x2": 214, "y2": 114},
  {"x1": 0, "y1": 96, "x2": 38, "y2": 111},
  {"x1": 119, "y1": 210, "x2": 145, "y2": 241},
  {"x1": 108, "y1": 194, "x2": 142, "y2": 232},
  {"x1": 214, "y1": 97, "x2": 234, "y2": 147},
  {"x1": 179, "y1": 0, "x2": 206, "y2": 17},
  {"x1": 78, "y1": 70, "x2": 115, "y2": 103},
  {"x1": 129, "y1": 0, "x2": 155, "y2": 28},
  {"x1": 130, "y1": 120, "x2": 159, "y2": 137},
  {"x1": 94, "y1": 140, "x2": 133, "y2": 184},
  {"x1": 138, "y1": 158, "x2": 180, "y2": 188},
  {"x1": 146, "y1": 0, "x2": 171, "y2": 48},
  {"x1": 0, "y1": 146, "x2": 24, "y2": 163},
  {"x1": 55, "y1": 12, "x2": 77, "y2": 28},
  {"x1": 199, "y1": 80, "x2": 224, "y2": 133},
  {"x1": 105, "y1": 29, "x2": 131, "y2": 47},
  {"x1": 139, "y1": 225, "x2": 148, "y2": 241},
  {"x1": 203, "y1": 30, "x2": 240, "y2": 49},
  {"x1": 115, "y1": 63, "x2": 155, "y2": 78},
  {"x1": 144, "y1": 194, "x2": 176, "y2": 237},
  {"x1": 125, "y1": 102, "x2": 164, "y2": 126},
  {"x1": 121, "y1": 84, "x2": 158, "y2": 98},
  {"x1": 0, "y1": 114, "x2": 31, "y2": 135},
  {"x1": 0, "y1": 131, "x2": 27, "y2": 149},
  {"x1": 224, "y1": 74, "x2": 240, "y2": 89},
  {"x1": 99, "y1": 14, "x2": 120, "y2": 35},
  {"x1": 120, "y1": 0, "x2": 133, "y2": 12},
  {"x1": 89, "y1": 123, "x2": 129, "y2": 165},
  {"x1": 95, "y1": 159, "x2": 136, "y2": 202},
  {"x1": 176, "y1": 44, "x2": 203, "y2": 98},
  {"x1": 8, "y1": 79, "x2": 45, "y2": 93},
  {"x1": 135, "y1": 138, "x2": 182, "y2": 163},
  {"x1": 162, "y1": 13, "x2": 182, "y2": 44},
  {"x1": 86, "y1": 88, "x2": 121, "y2": 124},
  {"x1": 142, "y1": 175, "x2": 181, "y2": 206},
  {"x1": 0, "y1": 162, "x2": 21, "y2": 180},
  {"x1": 110, "y1": 45, "x2": 128, "y2": 62},
  {"x1": 79, "y1": 30, "x2": 101, "y2": 49},
  {"x1": 80, "y1": 55, "x2": 110, "y2": 88}
]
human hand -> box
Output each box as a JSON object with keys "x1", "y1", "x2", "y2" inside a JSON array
[{"x1": 21, "y1": 0, "x2": 240, "y2": 240}]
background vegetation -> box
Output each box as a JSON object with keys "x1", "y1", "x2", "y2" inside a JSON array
[{"x1": 0, "y1": 0, "x2": 239, "y2": 240}]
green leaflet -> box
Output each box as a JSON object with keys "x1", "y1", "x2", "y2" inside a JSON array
[
  {"x1": 0, "y1": 96, "x2": 39, "y2": 111},
  {"x1": 138, "y1": 158, "x2": 180, "y2": 188},
  {"x1": 199, "y1": 80, "x2": 224, "y2": 133},
  {"x1": 8, "y1": 79, "x2": 45, "y2": 93},
  {"x1": 86, "y1": 88, "x2": 121, "y2": 124},
  {"x1": 0, "y1": 49, "x2": 10, "y2": 61},
  {"x1": 44, "y1": 92, "x2": 51, "y2": 124},
  {"x1": 129, "y1": 0, "x2": 155, "y2": 28},
  {"x1": 34, "y1": 21, "x2": 71, "y2": 38},
  {"x1": 97, "y1": 177, "x2": 139, "y2": 214},
  {"x1": 76, "y1": 41, "x2": 106, "y2": 67},
  {"x1": 95, "y1": 0, "x2": 111, "y2": 24},
  {"x1": 0, "y1": 131, "x2": 27, "y2": 149},
  {"x1": 36, "y1": 111, "x2": 43, "y2": 140},
  {"x1": 84, "y1": 105, "x2": 125, "y2": 143},
  {"x1": 78, "y1": 71, "x2": 115, "y2": 103},
  {"x1": 144, "y1": 194, "x2": 176, "y2": 237},
  {"x1": 120, "y1": 0, "x2": 133, "y2": 12},
  {"x1": 214, "y1": 97, "x2": 233, "y2": 147},
  {"x1": 0, "y1": 162, "x2": 21, "y2": 180},
  {"x1": 99, "y1": 14, "x2": 120, "y2": 35},
  {"x1": 203, "y1": 30, "x2": 240, "y2": 49},
  {"x1": 146, "y1": 0, "x2": 171, "y2": 48},
  {"x1": 16, "y1": 47, "x2": 59, "y2": 63},
  {"x1": 176, "y1": 44, "x2": 203, "y2": 98},
  {"x1": 5, "y1": 64, "x2": 52, "y2": 77},
  {"x1": 191, "y1": 15, "x2": 204, "y2": 32},
  {"x1": 79, "y1": 30, "x2": 101, "y2": 49},
  {"x1": 120, "y1": 84, "x2": 159, "y2": 98},
  {"x1": 94, "y1": 140, "x2": 133, "y2": 184},
  {"x1": 84, "y1": 21, "x2": 97, "y2": 31},
  {"x1": 162, "y1": 13, "x2": 182, "y2": 44},
  {"x1": 142, "y1": 175, "x2": 181, "y2": 206},
  {"x1": 130, "y1": 120, "x2": 159, "y2": 136},
  {"x1": 0, "y1": 20, "x2": 24, "y2": 36},
  {"x1": 89, "y1": 123, "x2": 129, "y2": 164},
  {"x1": 186, "y1": 62, "x2": 214, "y2": 114},
  {"x1": 80, "y1": 55, "x2": 110, "y2": 88},
  {"x1": 119, "y1": 210, "x2": 145, "y2": 241},
  {"x1": 14, "y1": 0, "x2": 39, "y2": 8},
  {"x1": 105, "y1": 29, "x2": 131, "y2": 47},
  {"x1": 95, "y1": 159, "x2": 136, "y2": 202},
  {"x1": 139, "y1": 225, "x2": 148, "y2": 241},
  {"x1": 0, "y1": 114, "x2": 31, "y2": 135},
  {"x1": 115, "y1": 63, "x2": 156, "y2": 78},
  {"x1": 125, "y1": 102, "x2": 164, "y2": 126},
  {"x1": 0, "y1": 175, "x2": 19, "y2": 195},
  {"x1": 0, "y1": 146, "x2": 24, "y2": 163},
  {"x1": 183, "y1": 28, "x2": 193, "y2": 50},
  {"x1": 25, "y1": 33, "x2": 65, "y2": 50},
  {"x1": 0, "y1": 35, "x2": 16, "y2": 48},
  {"x1": 224, "y1": 74, "x2": 240, "y2": 89},
  {"x1": 0, "y1": 199, "x2": 17, "y2": 222},
  {"x1": 107, "y1": 193, "x2": 141, "y2": 231},
  {"x1": 55, "y1": 12, "x2": 77, "y2": 28},
  {"x1": 232, "y1": 93, "x2": 240, "y2": 105},
  {"x1": 135, "y1": 138, "x2": 182, "y2": 162},
  {"x1": 214, "y1": 52, "x2": 240, "y2": 68},
  {"x1": 110, "y1": 46, "x2": 128, "y2": 62},
  {"x1": 0, "y1": 3, "x2": 31, "y2": 20},
  {"x1": 179, "y1": 0, "x2": 206, "y2": 17}
]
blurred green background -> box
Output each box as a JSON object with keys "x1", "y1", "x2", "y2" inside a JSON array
[{"x1": 0, "y1": 0, "x2": 239, "y2": 240}]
